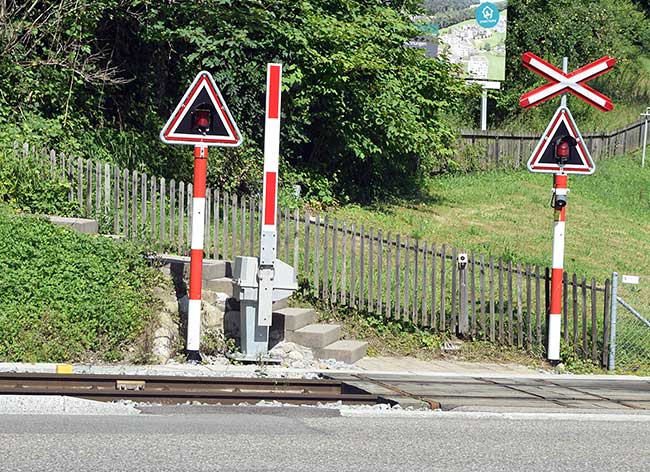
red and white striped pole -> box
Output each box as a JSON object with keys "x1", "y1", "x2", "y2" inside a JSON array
[
  {"x1": 257, "y1": 63, "x2": 282, "y2": 327},
  {"x1": 548, "y1": 173, "x2": 568, "y2": 362},
  {"x1": 187, "y1": 144, "x2": 208, "y2": 362}
]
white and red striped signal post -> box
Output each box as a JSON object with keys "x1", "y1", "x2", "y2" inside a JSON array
[
  {"x1": 231, "y1": 63, "x2": 297, "y2": 361},
  {"x1": 160, "y1": 71, "x2": 243, "y2": 362},
  {"x1": 521, "y1": 53, "x2": 615, "y2": 363},
  {"x1": 258, "y1": 63, "x2": 282, "y2": 324}
]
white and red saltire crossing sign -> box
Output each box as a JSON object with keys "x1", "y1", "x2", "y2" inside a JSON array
[
  {"x1": 528, "y1": 106, "x2": 595, "y2": 175},
  {"x1": 519, "y1": 52, "x2": 616, "y2": 112},
  {"x1": 160, "y1": 71, "x2": 243, "y2": 147}
]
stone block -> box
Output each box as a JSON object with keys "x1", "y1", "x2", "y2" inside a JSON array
[
  {"x1": 274, "y1": 307, "x2": 316, "y2": 332},
  {"x1": 314, "y1": 340, "x2": 368, "y2": 364},
  {"x1": 286, "y1": 324, "x2": 341, "y2": 349},
  {"x1": 203, "y1": 277, "x2": 234, "y2": 297},
  {"x1": 48, "y1": 216, "x2": 98, "y2": 234}
]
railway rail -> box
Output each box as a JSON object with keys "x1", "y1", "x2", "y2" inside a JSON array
[{"x1": 0, "y1": 372, "x2": 381, "y2": 406}]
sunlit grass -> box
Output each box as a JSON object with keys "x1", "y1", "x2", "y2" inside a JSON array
[{"x1": 332, "y1": 151, "x2": 650, "y2": 283}]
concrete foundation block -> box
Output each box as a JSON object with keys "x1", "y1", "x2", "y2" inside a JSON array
[
  {"x1": 203, "y1": 277, "x2": 234, "y2": 297},
  {"x1": 158, "y1": 255, "x2": 232, "y2": 280},
  {"x1": 314, "y1": 340, "x2": 368, "y2": 364},
  {"x1": 48, "y1": 216, "x2": 98, "y2": 234},
  {"x1": 286, "y1": 324, "x2": 341, "y2": 349}
]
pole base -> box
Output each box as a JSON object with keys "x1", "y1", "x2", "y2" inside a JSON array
[
  {"x1": 186, "y1": 350, "x2": 202, "y2": 364},
  {"x1": 226, "y1": 352, "x2": 282, "y2": 364},
  {"x1": 548, "y1": 359, "x2": 561, "y2": 367}
]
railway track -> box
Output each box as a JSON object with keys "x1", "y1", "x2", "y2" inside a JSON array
[{"x1": 0, "y1": 372, "x2": 381, "y2": 406}]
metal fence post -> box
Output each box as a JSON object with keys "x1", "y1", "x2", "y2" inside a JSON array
[
  {"x1": 608, "y1": 272, "x2": 618, "y2": 370},
  {"x1": 458, "y1": 253, "x2": 469, "y2": 335}
]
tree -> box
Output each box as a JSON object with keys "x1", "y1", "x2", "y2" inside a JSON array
[
  {"x1": 0, "y1": 0, "x2": 475, "y2": 201},
  {"x1": 498, "y1": 0, "x2": 650, "y2": 123}
]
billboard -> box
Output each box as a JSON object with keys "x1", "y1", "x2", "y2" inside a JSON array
[{"x1": 413, "y1": 1, "x2": 508, "y2": 82}]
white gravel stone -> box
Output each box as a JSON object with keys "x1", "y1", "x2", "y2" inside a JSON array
[
  {"x1": 288, "y1": 350, "x2": 304, "y2": 361},
  {"x1": 0, "y1": 396, "x2": 141, "y2": 415}
]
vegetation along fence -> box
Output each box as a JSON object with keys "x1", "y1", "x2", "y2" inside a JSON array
[
  {"x1": 20, "y1": 142, "x2": 614, "y2": 366},
  {"x1": 458, "y1": 119, "x2": 646, "y2": 170}
]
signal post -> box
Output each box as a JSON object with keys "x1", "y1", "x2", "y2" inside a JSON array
[
  {"x1": 160, "y1": 71, "x2": 243, "y2": 362},
  {"x1": 521, "y1": 52, "x2": 615, "y2": 363}
]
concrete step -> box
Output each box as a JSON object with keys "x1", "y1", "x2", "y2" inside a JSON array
[
  {"x1": 286, "y1": 324, "x2": 341, "y2": 349},
  {"x1": 159, "y1": 255, "x2": 232, "y2": 280},
  {"x1": 274, "y1": 307, "x2": 317, "y2": 331},
  {"x1": 314, "y1": 340, "x2": 368, "y2": 364},
  {"x1": 203, "y1": 277, "x2": 234, "y2": 297},
  {"x1": 272, "y1": 297, "x2": 290, "y2": 311},
  {"x1": 48, "y1": 216, "x2": 98, "y2": 234}
]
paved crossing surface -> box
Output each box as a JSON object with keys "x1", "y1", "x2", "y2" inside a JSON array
[{"x1": 327, "y1": 373, "x2": 650, "y2": 410}]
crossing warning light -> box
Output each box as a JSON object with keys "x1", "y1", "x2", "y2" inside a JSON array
[
  {"x1": 193, "y1": 107, "x2": 211, "y2": 133},
  {"x1": 554, "y1": 136, "x2": 576, "y2": 166},
  {"x1": 159, "y1": 71, "x2": 242, "y2": 147}
]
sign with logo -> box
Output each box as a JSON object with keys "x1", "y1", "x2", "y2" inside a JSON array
[
  {"x1": 476, "y1": 3, "x2": 500, "y2": 28},
  {"x1": 412, "y1": 0, "x2": 508, "y2": 81}
]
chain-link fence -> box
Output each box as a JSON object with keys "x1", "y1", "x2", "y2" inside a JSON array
[{"x1": 610, "y1": 273, "x2": 650, "y2": 372}]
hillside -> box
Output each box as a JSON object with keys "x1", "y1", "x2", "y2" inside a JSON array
[
  {"x1": 332, "y1": 151, "x2": 650, "y2": 282},
  {"x1": 0, "y1": 207, "x2": 160, "y2": 362}
]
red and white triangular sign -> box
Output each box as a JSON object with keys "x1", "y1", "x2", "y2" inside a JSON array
[
  {"x1": 160, "y1": 71, "x2": 243, "y2": 147},
  {"x1": 527, "y1": 106, "x2": 595, "y2": 175}
]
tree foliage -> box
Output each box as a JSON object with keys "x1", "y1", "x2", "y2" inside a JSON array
[
  {"x1": 0, "y1": 0, "x2": 473, "y2": 202},
  {"x1": 499, "y1": 0, "x2": 650, "y2": 122}
]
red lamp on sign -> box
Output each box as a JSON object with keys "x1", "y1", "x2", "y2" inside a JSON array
[
  {"x1": 554, "y1": 136, "x2": 576, "y2": 167},
  {"x1": 193, "y1": 107, "x2": 211, "y2": 134}
]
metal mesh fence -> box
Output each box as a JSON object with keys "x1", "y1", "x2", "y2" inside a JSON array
[
  {"x1": 611, "y1": 274, "x2": 650, "y2": 372},
  {"x1": 613, "y1": 307, "x2": 650, "y2": 370}
]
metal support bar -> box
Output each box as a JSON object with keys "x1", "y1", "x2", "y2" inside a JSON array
[
  {"x1": 641, "y1": 107, "x2": 649, "y2": 168},
  {"x1": 608, "y1": 272, "x2": 618, "y2": 370},
  {"x1": 617, "y1": 296, "x2": 650, "y2": 329},
  {"x1": 481, "y1": 89, "x2": 488, "y2": 131}
]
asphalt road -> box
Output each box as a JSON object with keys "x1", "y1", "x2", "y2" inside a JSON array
[{"x1": 0, "y1": 406, "x2": 648, "y2": 472}]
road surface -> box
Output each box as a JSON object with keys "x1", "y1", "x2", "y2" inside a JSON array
[{"x1": 0, "y1": 405, "x2": 648, "y2": 472}]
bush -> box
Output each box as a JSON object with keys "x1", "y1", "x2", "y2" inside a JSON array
[
  {"x1": 0, "y1": 207, "x2": 158, "y2": 362},
  {"x1": 0, "y1": 146, "x2": 77, "y2": 216},
  {"x1": 0, "y1": 0, "x2": 473, "y2": 203}
]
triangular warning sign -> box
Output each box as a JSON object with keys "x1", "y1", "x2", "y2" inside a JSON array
[
  {"x1": 160, "y1": 71, "x2": 243, "y2": 147},
  {"x1": 527, "y1": 106, "x2": 595, "y2": 175}
]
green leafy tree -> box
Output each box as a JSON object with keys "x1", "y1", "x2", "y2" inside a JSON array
[
  {"x1": 499, "y1": 0, "x2": 650, "y2": 123},
  {"x1": 0, "y1": 0, "x2": 474, "y2": 202}
]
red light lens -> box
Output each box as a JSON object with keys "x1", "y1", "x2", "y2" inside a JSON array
[
  {"x1": 557, "y1": 141, "x2": 570, "y2": 158},
  {"x1": 194, "y1": 110, "x2": 210, "y2": 130}
]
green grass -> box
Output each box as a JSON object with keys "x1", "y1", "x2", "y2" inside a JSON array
[
  {"x1": 300, "y1": 291, "x2": 547, "y2": 368},
  {"x1": 0, "y1": 207, "x2": 161, "y2": 362},
  {"x1": 330, "y1": 150, "x2": 650, "y2": 372},
  {"x1": 332, "y1": 151, "x2": 650, "y2": 282}
]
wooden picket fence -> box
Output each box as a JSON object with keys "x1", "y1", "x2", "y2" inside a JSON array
[
  {"x1": 458, "y1": 119, "x2": 646, "y2": 169},
  {"x1": 19, "y1": 142, "x2": 613, "y2": 366}
]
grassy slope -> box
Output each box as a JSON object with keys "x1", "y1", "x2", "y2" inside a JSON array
[
  {"x1": 0, "y1": 207, "x2": 160, "y2": 362},
  {"x1": 330, "y1": 151, "x2": 649, "y2": 372},
  {"x1": 500, "y1": 101, "x2": 644, "y2": 134},
  {"x1": 333, "y1": 151, "x2": 650, "y2": 282}
]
